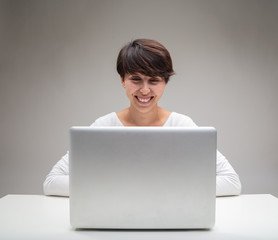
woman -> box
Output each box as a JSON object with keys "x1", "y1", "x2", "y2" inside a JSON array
[{"x1": 44, "y1": 39, "x2": 241, "y2": 197}]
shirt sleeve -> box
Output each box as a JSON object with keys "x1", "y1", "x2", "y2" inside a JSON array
[
  {"x1": 216, "y1": 151, "x2": 242, "y2": 196},
  {"x1": 43, "y1": 121, "x2": 100, "y2": 196},
  {"x1": 43, "y1": 151, "x2": 70, "y2": 196},
  {"x1": 171, "y1": 112, "x2": 242, "y2": 196}
]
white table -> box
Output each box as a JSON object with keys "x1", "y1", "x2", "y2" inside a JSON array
[{"x1": 0, "y1": 194, "x2": 277, "y2": 239}]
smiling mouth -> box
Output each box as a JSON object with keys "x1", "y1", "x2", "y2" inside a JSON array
[{"x1": 135, "y1": 96, "x2": 154, "y2": 104}]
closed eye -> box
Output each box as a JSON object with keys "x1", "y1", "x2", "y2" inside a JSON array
[
  {"x1": 150, "y1": 79, "x2": 161, "y2": 84},
  {"x1": 130, "y1": 76, "x2": 142, "y2": 83}
]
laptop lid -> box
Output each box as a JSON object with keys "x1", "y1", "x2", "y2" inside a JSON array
[{"x1": 69, "y1": 127, "x2": 216, "y2": 229}]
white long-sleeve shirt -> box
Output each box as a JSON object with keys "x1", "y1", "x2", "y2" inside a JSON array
[{"x1": 43, "y1": 112, "x2": 241, "y2": 197}]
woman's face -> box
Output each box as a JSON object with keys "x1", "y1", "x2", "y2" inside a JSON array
[{"x1": 121, "y1": 73, "x2": 167, "y2": 113}]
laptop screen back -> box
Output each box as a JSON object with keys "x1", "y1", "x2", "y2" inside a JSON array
[{"x1": 69, "y1": 127, "x2": 216, "y2": 229}]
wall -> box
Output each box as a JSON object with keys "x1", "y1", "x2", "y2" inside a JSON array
[{"x1": 0, "y1": 0, "x2": 277, "y2": 197}]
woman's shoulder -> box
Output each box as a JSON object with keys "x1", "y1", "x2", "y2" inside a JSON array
[
  {"x1": 90, "y1": 112, "x2": 123, "y2": 127},
  {"x1": 166, "y1": 112, "x2": 198, "y2": 127}
]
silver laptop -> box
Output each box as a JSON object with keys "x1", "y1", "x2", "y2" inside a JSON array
[{"x1": 69, "y1": 127, "x2": 216, "y2": 229}]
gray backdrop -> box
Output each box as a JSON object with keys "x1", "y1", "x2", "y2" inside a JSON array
[{"x1": 1, "y1": 0, "x2": 277, "y2": 198}]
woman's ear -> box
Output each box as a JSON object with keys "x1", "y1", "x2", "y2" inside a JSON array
[{"x1": 121, "y1": 76, "x2": 125, "y2": 88}]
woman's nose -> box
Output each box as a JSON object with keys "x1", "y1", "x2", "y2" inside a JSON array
[
  {"x1": 140, "y1": 85, "x2": 150, "y2": 95},
  {"x1": 140, "y1": 83, "x2": 150, "y2": 95}
]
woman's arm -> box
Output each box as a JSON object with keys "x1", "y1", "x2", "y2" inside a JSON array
[
  {"x1": 168, "y1": 113, "x2": 242, "y2": 196},
  {"x1": 43, "y1": 152, "x2": 69, "y2": 197},
  {"x1": 216, "y1": 151, "x2": 241, "y2": 196},
  {"x1": 43, "y1": 118, "x2": 112, "y2": 197},
  {"x1": 43, "y1": 146, "x2": 242, "y2": 197}
]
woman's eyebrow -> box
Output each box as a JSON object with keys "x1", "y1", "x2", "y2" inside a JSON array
[{"x1": 130, "y1": 74, "x2": 141, "y2": 78}]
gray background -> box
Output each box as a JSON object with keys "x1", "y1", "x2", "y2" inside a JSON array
[{"x1": 0, "y1": 0, "x2": 277, "y2": 198}]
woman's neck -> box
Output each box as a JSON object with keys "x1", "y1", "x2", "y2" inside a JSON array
[{"x1": 118, "y1": 106, "x2": 171, "y2": 126}]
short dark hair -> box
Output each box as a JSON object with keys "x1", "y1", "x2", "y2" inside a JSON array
[{"x1": 116, "y1": 39, "x2": 175, "y2": 83}]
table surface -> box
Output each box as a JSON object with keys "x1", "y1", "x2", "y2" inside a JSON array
[{"x1": 0, "y1": 194, "x2": 278, "y2": 240}]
